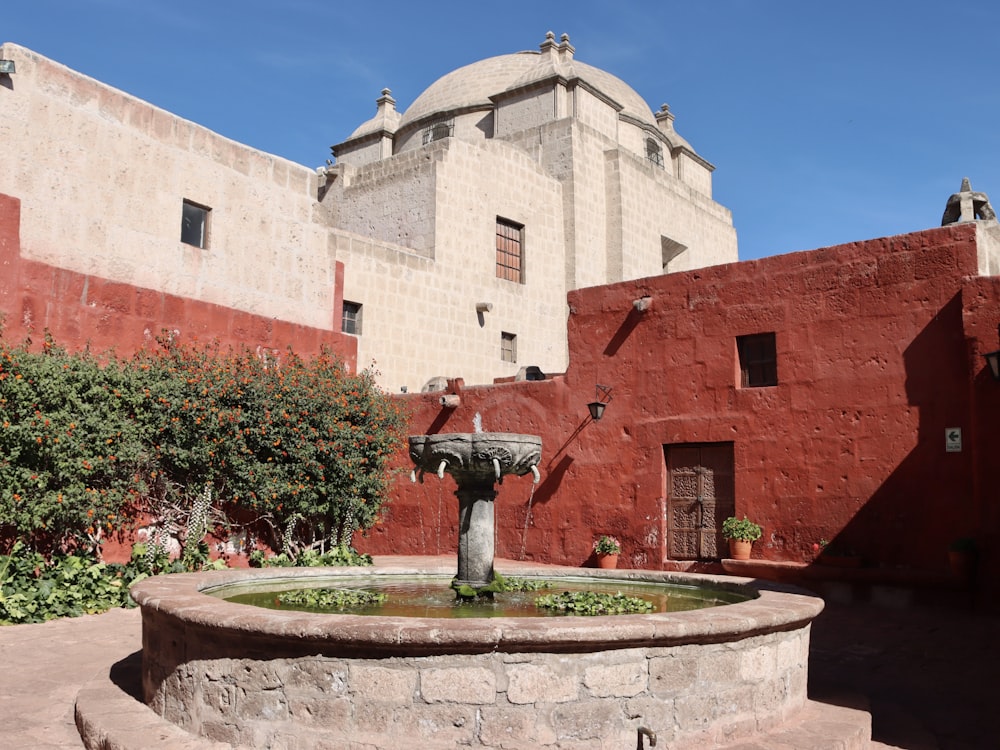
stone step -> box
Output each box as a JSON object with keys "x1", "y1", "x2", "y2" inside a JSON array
[{"x1": 706, "y1": 700, "x2": 871, "y2": 750}]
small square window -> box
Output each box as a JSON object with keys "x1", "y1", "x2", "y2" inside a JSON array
[
  {"x1": 737, "y1": 333, "x2": 777, "y2": 387},
  {"x1": 342, "y1": 301, "x2": 362, "y2": 335},
  {"x1": 181, "y1": 200, "x2": 210, "y2": 248},
  {"x1": 501, "y1": 331, "x2": 517, "y2": 363}
]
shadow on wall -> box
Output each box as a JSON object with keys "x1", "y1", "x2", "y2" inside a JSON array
[{"x1": 833, "y1": 293, "x2": 975, "y2": 570}]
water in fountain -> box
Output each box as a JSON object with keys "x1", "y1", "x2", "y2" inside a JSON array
[{"x1": 519, "y1": 482, "x2": 537, "y2": 561}]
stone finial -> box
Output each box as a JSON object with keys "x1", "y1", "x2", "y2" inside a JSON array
[
  {"x1": 376, "y1": 88, "x2": 396, "y2": 110},
  {"x1": 540, "y1": 31, "x2": 558, "y2": 54},
  {"x1": 558, "y1": 33, "x2": 575, "y2": 59},
  {"x1": 655, "y1": 103, "x2": 675, "y2": 129},
  {"x1": 942, "y1": 178, "x2": 996, "y2": 225}
]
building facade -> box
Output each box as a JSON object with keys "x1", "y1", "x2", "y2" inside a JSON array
[{"x1": 0, "y1": 35, "x2": 736, "y2": 389}]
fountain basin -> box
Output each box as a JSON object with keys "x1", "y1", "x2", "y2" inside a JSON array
[{"x1": 132, "y1": 562, "x2": 823, "y2": 748}]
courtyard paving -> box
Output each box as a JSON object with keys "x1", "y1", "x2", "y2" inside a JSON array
[{"x1": 0, "y1": 560, "x2": 996, "y2": 749}]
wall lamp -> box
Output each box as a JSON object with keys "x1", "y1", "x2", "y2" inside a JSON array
[
  {"x1": 985, "y1": 350, "x2": 1000, "y2": 381},
  {"x1": 0, "y1": 60, "x2": 15, "y2": 75},
  {"x1": 587, "y1": 384, "x2": 613, "y2": 421}
]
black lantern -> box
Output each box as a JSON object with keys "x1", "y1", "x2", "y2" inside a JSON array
[
  {"x1": 984, "y1": 350, "x2": 1000, "y2": 382},
  {"x1": 587, "y1": 384, "x2": 613, "y2": 421}
]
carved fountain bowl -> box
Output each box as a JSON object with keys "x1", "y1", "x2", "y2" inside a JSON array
[{"x1": 409, "y1": 432, "x2": 542, "y2": 482}]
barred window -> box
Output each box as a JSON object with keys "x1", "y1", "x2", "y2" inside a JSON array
[
  {"x1": 496, "y1": 218, "x2": 524, "y2": 283},
  {"x1": 646, "y1": 138, "x2": 664, "y2": 168},
  {"x1": 422, "y1": 120, "x2": 453, "y2": 145}
]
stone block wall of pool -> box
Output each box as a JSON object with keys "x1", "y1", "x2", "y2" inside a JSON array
[{"x1": 131, "y1": 563, "x2": 824, "y2": 749}]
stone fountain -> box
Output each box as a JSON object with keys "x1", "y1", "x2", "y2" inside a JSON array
[
  {"x1": 408, "y1": 432, "x2": 542, "y2": 590},
  {"x1": 120, "y1": 430, "x2": 850, "y2": 749}
]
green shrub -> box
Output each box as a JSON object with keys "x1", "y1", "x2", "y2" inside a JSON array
[{"x1": 0, "y1": 331, "x2": 407, "y2": 560}]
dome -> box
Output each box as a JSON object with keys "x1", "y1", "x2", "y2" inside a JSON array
[{"x1": 398, "y1": 33, "x2": 659, "y2": 131}]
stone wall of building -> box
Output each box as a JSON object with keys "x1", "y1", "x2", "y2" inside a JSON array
[
  {"x1": 0, "y1": 43, "x2": 337, "y2": 333},
  {"x1": 0, "y1": 192, "x2": 356, "y2": 363},
  {"x1": 369, "y1": 223, "x2": 1000, "y2": 594},
  {"x1": 330, "y1": 137, "x2": 571, "y2": 389}
]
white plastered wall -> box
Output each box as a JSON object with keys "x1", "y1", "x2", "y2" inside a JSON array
[{"x1": 0, "y1": 43, "x2": 336, "y2": 330}]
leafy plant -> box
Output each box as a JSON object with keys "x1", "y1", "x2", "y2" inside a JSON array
[
  {"x1": 721, "y1": 516, "x2": 762, "y2": 542},
  {"x1": 276, "y1": 586, "x2": 386, "y2": 611},
  {"x1": 497, "y1": 576, "x2": 553, "y2": 592},
  {"x1": 0, "y1": 331, "x2": 407, "y2": 561},
  {"x1": 593, "y1": 535, "x2": 621, "y2": 555},
  {"x1": 535, "y1": 590, "x2": 654, "y2": 616},
  {"x1": 248, "y1": 545, "x2": 373, "y2": 568}
]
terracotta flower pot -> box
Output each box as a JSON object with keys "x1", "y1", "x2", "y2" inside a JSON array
[
  {"x1": 728, "y1": 539, "x2": 752, "y2": 560},
  {"x1": 596, "y1": 553, "x2": 619, "y2": 569}
]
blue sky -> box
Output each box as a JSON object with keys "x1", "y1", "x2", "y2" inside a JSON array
[{"x1": 6, "y1": 1, "x2": 1000, "y2": 261}]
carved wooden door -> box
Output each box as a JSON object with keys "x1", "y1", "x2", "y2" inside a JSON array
[{"x1": 665, "y1": 444, "x2": 735, "y2": 560}]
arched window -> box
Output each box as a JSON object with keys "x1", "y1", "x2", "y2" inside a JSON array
[
  {"x1": 646, "y1": 138, "x2": 664, "y2": 168},
  {"x1": 422, "y1": 120, "x2": 454, "y2": 145}
]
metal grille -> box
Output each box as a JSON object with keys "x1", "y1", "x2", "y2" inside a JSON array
[{"x1": 496, "y1": 219, "x2": 523, "y2": 283}]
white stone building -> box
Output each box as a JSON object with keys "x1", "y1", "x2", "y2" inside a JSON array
[{"x1": 0, "y1": 34, "x2": 737, "y2": 391}]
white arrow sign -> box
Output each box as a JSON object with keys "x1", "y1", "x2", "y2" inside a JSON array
[{"x1": 945, "y1": 428, "x2": 962, "y2": 453}]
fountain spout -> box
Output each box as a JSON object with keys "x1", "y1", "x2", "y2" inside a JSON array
[
  {"x1": 637, "y1": 726, "x2": 657, "y2": 748},
  {"x1": 530, "y1": 465, "x2": 540, "y2": 484},
  {"x1": 407, "y1": 432, "x2": 543, "y2": 590}
]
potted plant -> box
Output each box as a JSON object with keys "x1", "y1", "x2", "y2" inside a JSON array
[
  {"x1": 948, "y1": 537, "x2": 978, "y2": 582},
  {"x1": 593, "y1": 535, "x2": 621, "y2": 569},
  {"x1": 721, "y1": 516, "x2": 762, "y2": 560}
]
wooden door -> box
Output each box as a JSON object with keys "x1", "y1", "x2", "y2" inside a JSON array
[{"x1": 665, "y1": 443, "x2": 735, "y2": 560}]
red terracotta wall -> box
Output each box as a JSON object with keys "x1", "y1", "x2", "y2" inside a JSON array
[
  {"x1": 0, "y1": 193, "x2": 356, "y2": 364},
  {"x1": 363, "y1": 225, "x2": 1000, "y2": 585}
]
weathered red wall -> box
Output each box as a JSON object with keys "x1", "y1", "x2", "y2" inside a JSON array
[
  {"x1": 362, "y1": 225, "x2": 1000, "y2": 588},
  {"x1": 0, "y1": 193, "x2": 356, "y2": 364}
]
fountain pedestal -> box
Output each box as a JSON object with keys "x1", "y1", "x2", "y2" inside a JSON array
[
  {"x1": 409, "y1": 432, "x2": 542, "y2": 590},
  {"x1": 455, "y1": 485, "x2": 498, "y2": 588}
]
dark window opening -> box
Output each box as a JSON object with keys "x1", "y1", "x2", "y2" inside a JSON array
[
  {"x1": 496, "y1": 218, "x2": 524, "y2": 283},
  {"x1": 342, "y1": 301, "x2": 362, "y2": 335},
  {"x1": 181, "y1": 200, "x2": 210, "y2": 248},
  {"x1": 737, "y1": 333, "x2": 777, "y2": 387}
]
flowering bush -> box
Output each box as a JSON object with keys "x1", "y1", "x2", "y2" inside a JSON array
[
  {"x1": 593, "y1": 535, "x2": 621, "y2": 555},
  {"x1": 0, "y1": 331, "x2": 407, "y2": 559}
]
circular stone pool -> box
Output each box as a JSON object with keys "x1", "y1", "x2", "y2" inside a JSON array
[
  {"x1": 131, "y1": 562, "x2": 823, "y2": 749},
  {"x1": 217, "y1": 574, "x2": 750, "y2": 617}
]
